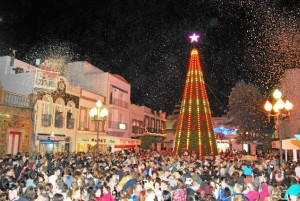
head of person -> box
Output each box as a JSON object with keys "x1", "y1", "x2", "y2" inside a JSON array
[
  {"x1": 246, "y1": 183, "x2": 257, "y2": 192},
  {"x1": 233, "y1": 182, "x2": 243, "y2": 193},
  {"x1": 161, "y1": 190, "x2": 172, "y2": 201},
  {"x1": 95, "y1": 183, "x2": 103, "y2": 198},
  {"x1": 8, "y1": 184, "x2": 18, "y2": 201},
  {"x1": 54, "y1": 167, "x2": 61, "y2": 176},
  {"x1": 5, "y1": 167, "x2": 15, "y2": 178},
  {"x1": 52, "y1": 193, "x2": 64, "y2": 201},
  {"x1": 24, "y1": 186, "x2": 38, "y2": 201},
  {"x1": 145, "y1": 189, "x2": 156, "y2": 201},
  {"x1": 160, "y1": 180, "x2": 170, "y2": 191}
]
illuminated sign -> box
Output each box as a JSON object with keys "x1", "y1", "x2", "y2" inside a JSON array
[
  {"x1": 119, "y1": 123, "x2": 126, "y2": 130},
  {"x1": 214, "y1": 126, "x2": 237, "y2": 135},
  {"x1": 37, "y1": 135, "x2": 65, "y2": 141}
]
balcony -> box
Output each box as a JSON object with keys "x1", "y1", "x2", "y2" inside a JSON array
[
  {"x1": 67, "y1": 118, "x2": 75, "y2": 129},
  {"x1": 132, "y1": 127, "x2": 144, "y2": 134},
  {"x1": 54, "y1": 112, "x2": 64, "y2": 128},
  {"x1": 42, "y1": 114, "x2": 52, "y2": 127},
  {"x1": 3, "y1": 91, "x2": 31, "y2": 108},
  {"x1": 146, "y1": 127, "x2": 166, "y2": 134},
  {"x1": 110, "y1": 98, "x2": 129, "y2": 109}
]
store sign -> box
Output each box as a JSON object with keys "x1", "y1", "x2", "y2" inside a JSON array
[
  {"x1": 34, "y1": 69, "x2": 58, "y2": 90},
  {"x1": 109, "y1": 139, "x2": 116, "y2": 144},
  {"x1": 120, "y1": 139, "x2": 141, "y2": 145},
  {"x1": 37, "y1": 135, "x2": 65, "y2": 141}
]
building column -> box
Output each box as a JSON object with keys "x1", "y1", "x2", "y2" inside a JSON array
[{"x1": 293, "y1": 149, "x2": 297, "y2": 162}]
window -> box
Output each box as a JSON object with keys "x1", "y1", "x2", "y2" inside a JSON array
[
  {"x1": 54, "y1": 98, "x2": 65, "y2": 128},
  {"x1": 41, "y1": 95, "x2": 53, "y2": 127},
  {"x1": 66, "y1": 101, "x2": 75, "y2": 129}
]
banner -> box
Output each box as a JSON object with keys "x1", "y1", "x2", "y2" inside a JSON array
[{"x1": 34, "y1": 69, "x2": 58, "y2": 90}]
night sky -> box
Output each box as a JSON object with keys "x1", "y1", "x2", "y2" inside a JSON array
[{"x1": 0, "y1": 0, "x2": 299, "y2": 116}]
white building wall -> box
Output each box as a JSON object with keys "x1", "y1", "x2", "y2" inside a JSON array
[
  {"x1": 66, "y1": 61, "x2": 131, "y2": 138},
  {"x1": 280, "y1": 68, "x2": 300, "y2": 138},
  {"x1": 1, "y1": 72, "x2": 35, "y2": 95},
  {"x1": 0, "y1": 56, "x2": 12, "y2": 78},
  {"x1": 106, "y1": 74, "x2": 131, "y2": 138}
]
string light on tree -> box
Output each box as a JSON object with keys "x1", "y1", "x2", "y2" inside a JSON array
[{"x1": 174, "y1": 33, "x2": 218, "y2": 158}]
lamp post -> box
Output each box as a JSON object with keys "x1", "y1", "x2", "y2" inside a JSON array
[
  {"x1": 89, "y1": 100, "x2": 108, "y2": 154},
  {"x1": 264, "y1": 89, "x2": 293, "y2": 165}
]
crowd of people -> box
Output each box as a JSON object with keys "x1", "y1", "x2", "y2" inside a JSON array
[{"x1": 0, "y1": 149, "x2": 300, "y2": 201}]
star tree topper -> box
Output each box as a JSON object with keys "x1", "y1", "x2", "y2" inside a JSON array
[{"x1": 189, "y1": 33, "x2": 200, "y2": 43}]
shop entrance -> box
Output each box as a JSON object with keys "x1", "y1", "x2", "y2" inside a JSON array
[{"x1": 40, "y1": 140, "x2": 59, "y2": 155}]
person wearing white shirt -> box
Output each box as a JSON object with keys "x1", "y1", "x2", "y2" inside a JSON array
[
  {"x1": 48, "y1": 167, "x2": 61, "y2": 194},
  {"x1": 295, "y1": 163, "x2": 300, "y2": 178}
]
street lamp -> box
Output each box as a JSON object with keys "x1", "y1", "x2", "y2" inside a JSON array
[
  {"x1": 264, "y1": 89, "x2": 293, "y2": 165},
  {"x1": 89, "y1": 100, "x2": 108, "y2": 154}
]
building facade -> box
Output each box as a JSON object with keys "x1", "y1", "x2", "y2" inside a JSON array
[
  {"x1": 0, "y1": 85, "x2": 33, "y2": 156},
  {"x1": 34, "y1": 77, "x2": 80, "y2": 154}
]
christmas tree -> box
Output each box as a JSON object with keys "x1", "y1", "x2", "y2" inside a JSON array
[{"x1": 174, "y1": 33, "x2": 218, "y2": 158}]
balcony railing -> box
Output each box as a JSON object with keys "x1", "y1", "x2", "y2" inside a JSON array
[
  {"x1": 67, "y1": 118, "x2": 75, "y2": 129},
  {"x1": 3, "y1": 91, "x2": 31, "y2": 108},
  {"x1": 132, "y1": 127, "x2": 144, "y2": 134},
  {"x1": 146, "y1": 127, "x2": 166, "y2": 134},
  {"x1": 110, "y1": 98, "x2": 129, "y2": 109},
  {"x1": 42, "y1": 114, "x2": 52, "y2": 127},
  {"x1": 55, "y1": 112, "x2": 64, "y2": 128}
]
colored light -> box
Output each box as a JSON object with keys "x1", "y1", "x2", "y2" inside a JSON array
[{"x1": 189, "y1": 33, "x2": 200, "y2": 43}]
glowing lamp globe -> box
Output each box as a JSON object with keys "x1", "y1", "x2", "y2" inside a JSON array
[
  {"x1": 273, "y1": 89, "x2": 282, "y2": 99},
  {"x1": 89, "y1": 107, "x2": 97, "y2": 117},
  {"x1": 96, "y1": 100, "x2": 102, "y2": 108},
  {"x1": 264, "y1": 101, "x2": 272, "y2": 112},
  {"x1": 100, "y1": 108, "x2": 108, "y2": 117},
  {"x1": 285, "y1": 100, "x2": 293, "y2": 111}
]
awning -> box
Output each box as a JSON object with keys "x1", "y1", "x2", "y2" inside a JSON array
[{"x1": 272, "y1": 138, "x2": 300, "y2": 150}]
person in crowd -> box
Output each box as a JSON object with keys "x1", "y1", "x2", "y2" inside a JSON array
[
  {"x1": 3, "y1": 148, "x2": 300, "y2": 201},
  {"x1": 48, "y1": 167, "x2": 61, "y2": 194},
  {"x1": 187, "y1": 181, "x2": 200, "y2": 200},
  {"x1": 284, "y1": 178, "x2": 300, "y2": 201},
  {"x1": 8, "y1": 184, "x2": 27, "y2": 201},
  {"x1": 161, "y1": 190, "x2": 172, "y2": 201},
  {"x1": 243, "y1": 183, "x2": 260, "y2": 201},
  {"x1": 23, "y1": 186, "x2": 38, "y2": 201},
  {"x1": 242, "y1": 162, "x2": 253, "y2": 184},
  {"x1": 52, "y1": 193, "x2": 64, "y2": 201}
]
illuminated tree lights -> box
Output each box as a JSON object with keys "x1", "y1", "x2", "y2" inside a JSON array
[{"x1": 174, "y1": 48, "x2": 218, "y2": 158}]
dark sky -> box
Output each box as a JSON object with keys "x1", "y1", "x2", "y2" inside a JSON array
[{"x1": 0, "y1": 0, "x2": 299, "y2": 116}]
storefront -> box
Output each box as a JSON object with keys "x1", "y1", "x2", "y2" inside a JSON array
[
  {"x1": 272, "y1": 138, "x2": 300, "y2": 162},
  {"x1": 36, "y1": 133, "x2": 67, "y2": 155},
  {"x1": 76, "y1": 133, "x2": 141, "y2": 153}
]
